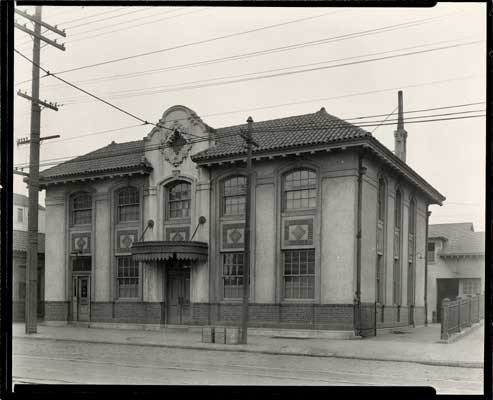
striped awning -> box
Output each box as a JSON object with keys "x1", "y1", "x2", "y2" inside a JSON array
[{"x1": 131, "y1": 240, "x2": 208, "y2": 263}]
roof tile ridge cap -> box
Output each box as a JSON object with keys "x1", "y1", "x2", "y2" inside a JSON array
[{"x1": 215, "y1": 109, "x2": 331, "y2": 131}]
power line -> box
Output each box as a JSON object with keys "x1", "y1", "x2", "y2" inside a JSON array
[
  {"x1": 14, "y1": 112, "x2": 485, "y2": 170},
  {"x1": 12, "y1": 10, "x2": 459, "y2": 88},
  {"x1": 67, "y1": 7, "x2": 191, "y2": 40},
  {"x1": 90, "y1": 38, "x2": 487, "y2": 96},
  {"x1": 60, "y1": 39, "x2": 483, "y2": 104},
  {"x1": 44, "y1": 10, "x2": 346, "y2": 77},
  {"x1": 16, "y1": 7, "x2": 137, "y2": 47},
  {"x1": 64, "y1": 7, "x2": 156, "y2": 30},
  {"x1": 12, "y1": 48, "x2": 264, "y2": 150},
  {"x1": 371, "y1": 106, "x2": 398, "y2": 134},
  {"x1": 16, "y1": 101, "x2": 485, "y2": 149},
  {"x1": 36, "y1": 31, "x2": 481, "y2": 92}
]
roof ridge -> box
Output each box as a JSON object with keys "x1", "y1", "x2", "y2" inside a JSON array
[{"x1": 214, "y1": 108, "x2": 357, "y2": 132}]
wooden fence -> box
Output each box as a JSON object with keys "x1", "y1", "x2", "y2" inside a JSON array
[{"x1": 440, "y1": 293, "x2": 484, "y2": 340}]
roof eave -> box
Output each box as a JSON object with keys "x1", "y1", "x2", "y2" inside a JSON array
[{"x1": 40, "y1": 165, "x2": 153, "y2": 189}]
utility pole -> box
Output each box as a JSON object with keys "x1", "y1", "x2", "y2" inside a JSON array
[
  {"x1": 15, "y1": 5, "x2": 66, "y2": 334},
  {"x1": 240, "y1": 116, "x2": 258, "y2": 344}
]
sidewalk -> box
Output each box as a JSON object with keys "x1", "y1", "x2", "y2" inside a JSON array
[{"x1": 13, "y1": 322, "x2": 484, "y2": 368}]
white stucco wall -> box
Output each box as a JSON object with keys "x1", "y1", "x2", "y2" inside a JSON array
[{"x1": 44, "y1": 190, "x2": 66, "y2": 301}]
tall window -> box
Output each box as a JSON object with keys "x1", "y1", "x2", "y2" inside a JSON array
[
  {"x1": 117, "y1": 187, "x2": 140, "y2": 223},
  {"x1": 283, "y1": 249, "x2": 315, "y2": 299},
  {"x1": 283, "y1": 169, "x2": 317, "y2": 210},
  {"x1": 116, "y1": 256, "x2": 139, "y2": 298},
  {"x1": 17, "y1": 208, "x2": 23, "y2": 223},
  {"x1": 167, "y1": 181, "x2": 191, "y2": 219},
  {"x1": 393, "y1": 189, "x2": 402, "y2": 305},
  {"x1": 222, "y1": 253, "x2": 244, "y2": 298},
  {"x1": 427, "y1": 242, "x2": 435, "y2": 263},
  {"x1": 407, "y1": 198, "x2": 416, "y2": 306},
  {"x1": 376, "y1": 177, "x2": 386, "y2": 304},
  {"x1": 72, "y1": 193, "x2": 92, "y2": 225},
  {"x1": 223, "y1": 176, "x2": 246, "y2": 216}
]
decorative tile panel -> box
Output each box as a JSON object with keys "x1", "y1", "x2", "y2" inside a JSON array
[
  {"x1": 71, "y1": 232, "x2": 91, "y2": 254},
  {"x1": 282, "y1": 218, "x2": 314, "y2": 248},
  {"x1": 221, "y1": 223, "x2": 245, "y2": 251},
  {"x1": 116, "y1": 229, "x2": 138, "y2": 253},
  {"x1": 166, "y1": 226, "x2": 190, "y2": 241}
]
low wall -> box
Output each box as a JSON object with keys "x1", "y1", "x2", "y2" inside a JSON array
[{"x1": 192, "y1": 303, "x2": 355, "y2": 331}]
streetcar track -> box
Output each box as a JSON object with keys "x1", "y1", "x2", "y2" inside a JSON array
[{"x1": 14, "y1": 353, "x2": 482, "y2": 388}]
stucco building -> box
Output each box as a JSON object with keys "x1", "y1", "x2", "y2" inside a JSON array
[
  {"x1": 427, "y1": 222, "x2": 485, "y2": 323},
  {"x1": 12, "y1": 193, "x2": 45, "y2": 321},
  {"x1": 39, "y1": 99, "x2": 445, "y2": 336}
]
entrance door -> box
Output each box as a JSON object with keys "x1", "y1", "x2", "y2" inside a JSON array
[
  {"x1": 437, "y1": 279, "x2": 459, "y2": 322},
  {"x1": 72, "y1": 275, "x2": 90, "y2": 321},
  {"x1": 166, "y1": 269, "x2": 190, "y2": 325}
]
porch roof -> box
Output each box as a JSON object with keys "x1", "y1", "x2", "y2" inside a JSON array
[{"x1": 131, "y1": 240, "x2": 208, "y2": 263}]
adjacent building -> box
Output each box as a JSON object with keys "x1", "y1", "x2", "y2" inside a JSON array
[
  {"x1": 39, "y1": 96, "x2": 445, "y2": 336},
  {"x1": 427, "y1": 222, "x2": 485, "y2": 322},
  {"x1": 12, "y1": 193, "x2": 45, "y2": 321}
]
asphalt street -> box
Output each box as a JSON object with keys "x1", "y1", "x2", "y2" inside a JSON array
[{"x1": 12, "y1": 337, "x2": 483, "y2": 394}]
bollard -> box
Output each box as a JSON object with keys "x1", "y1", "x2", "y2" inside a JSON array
[
  {"x1": 456, "y1": 297, "x2": 461, "y2": 333},
  {"x1": 215, "y1": 326, "x2": 226, "y2": 344},
  {"x1": 441, "y1": 298, "x2": 450, "y2": 340},
  {"x1": 226, "y1": 326, "x2": 241, "y2": 344},
  {"x1": 202, "y1": 326, "x2": 215, "y2": 343}
]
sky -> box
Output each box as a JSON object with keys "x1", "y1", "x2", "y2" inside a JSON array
[{"x1": 13, "y1": 2, "x2": 486, "y2": 231}]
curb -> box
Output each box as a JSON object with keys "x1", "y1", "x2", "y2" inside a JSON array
[{"x1": 13, "y1": 334, "x2": 484, "y2": 369}]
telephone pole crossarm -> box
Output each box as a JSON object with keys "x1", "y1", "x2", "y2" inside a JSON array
[
  {"x1": 14, "y1": 22, "x2": 66, "y2": 51},
  {"x1": 15, "y1": 8, "x2": 66, "y2": 37},
  {"x1": 17, "y1": 90, "x2": 59, "y2": 111}
]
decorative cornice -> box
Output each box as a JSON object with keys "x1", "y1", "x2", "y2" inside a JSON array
[{"x1": 40, "y1": 166, "x2": 152, "y2": 189}]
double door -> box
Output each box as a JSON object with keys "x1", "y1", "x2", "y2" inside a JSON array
[
  {"x1": 72, "y1": 275, "x2": 90, "y2": 322},
  {"x1": 166, "y1": 269, "x2": 190, "y2": 325}
]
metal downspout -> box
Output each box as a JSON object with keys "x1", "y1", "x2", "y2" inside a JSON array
[
  {"x1": 424, "y1": 208, "x2": 431, "y2": 326},
  {"x1": 355, "y1": 151, "x2": 366, "y2": 336}
]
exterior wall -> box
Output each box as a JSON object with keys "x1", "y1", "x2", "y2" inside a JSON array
[
  {"x1": 426, "y1": 238, "x2": 484, "y2": 322},
  {"x1": 319, "y1": 155, "x2": 357, "y2": 304},
  {"x1": 45, "y1": 187, "x2": 66, "y2": 302},
  {"x1": 191, "y1": 303, "x2": 355, "y2": 330},
  {"x1": 41, "y1": 106, "x2": 437, "y2": 332},
  {"x1": 13, "y1": 204, "x2": 45, "y2": 233},
  {"x1": 208, "y1": 151, "x2": 358, "y2": 310},
  {"x1": 359, "y1": 154, "x2": 429, "y2": 327}
]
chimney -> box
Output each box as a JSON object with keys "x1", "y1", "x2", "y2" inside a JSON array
[{"x1": 394, "y1": 90, "x2": 408, "y2": 162}]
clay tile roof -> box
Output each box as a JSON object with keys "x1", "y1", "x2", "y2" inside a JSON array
[
  {"x1": 13, "y1": 230, "x2": 45, "y2": 254},
  {"x1": 429, "y1": 223, "x2": 484, "y2": 256},
  {"x1": 40, "y1": 140, "x2": 149, "y2": 181},
  {"x1": 191, "y1": 108, "x2": 371, "y2": 161}
]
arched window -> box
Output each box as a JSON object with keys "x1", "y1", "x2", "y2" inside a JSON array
[
  {"x1": 223, "y1": 176, "x2": 246, "y2": 216},
  {"x1": 116, "y1": 187, "x2": 140, "y2": 223},
  {"x1": 283, "y1": 168, "x2": 317, "y2": 210},
  {"x1": 167, "y1": 181, "x2": 191, "y2": 219},
  {"x1": 71, "y1": 193, "x2": 92, "y2": 225}
]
